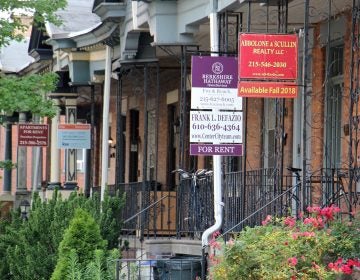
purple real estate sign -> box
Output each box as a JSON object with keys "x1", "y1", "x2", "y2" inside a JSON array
[
  {"x1": 190, "y1": 56, "x2": 243, "y2": 156},
  {"x1": 191, "y1": 56, "x2": 242, "y2": 110}
]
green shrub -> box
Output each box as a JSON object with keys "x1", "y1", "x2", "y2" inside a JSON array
[
  {"x1": 0, "y1": 190, "x2": 124, "y2": 280},
  {"x1": 51, "y1": 209, "x2": 107, "y2": 280}
]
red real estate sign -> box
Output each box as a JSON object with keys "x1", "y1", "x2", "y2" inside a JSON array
[
  {"x1": 18, "y1": 124, "x2": 49, "y2": 147},
  {"x1": 238, "y1": 33, "x2": 298, "y2": 80}
]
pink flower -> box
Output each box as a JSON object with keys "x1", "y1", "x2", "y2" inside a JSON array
[
  {"x1": 341, "y1": 264, "x2": 353, "y2": 275},
  {"x1": 320, "y1": 205, "x2": 340, "y2": 220},
  {"x1": 312, "y1": 262, "x2": 320, "y2": 270},
  {"x1": 301, "y1": 231, "x2": 315, "y2": 237},
  {"x1": 209, "y1": 239, "x2": 221, "y2": 250},
  {"x1": 262, "y1": 215, "x2": 272, "y2": 226},
  {"x1": 212, "y1": 231, "x2": 221, "y2": 238},
  {"x1": 303, "y1": 217, "x2": 324, "y2": 228},
  {"x1": 347, "y1": 258, "x2": 360, "y2": 268},
  {"x1": 307, "y1": 206, "x2": 321, "y2": 214},
  {"x1": 298, "y1": 211, "x2": 304, "y2": 219},
  {"x1": 328, "y1": 258, "x2": 359, "y2": 275},
  {"x1": 284, "y1": 216, "x2": 296, "y2": 228},
  {"x1": 335, "y1": 258, "x2": 343, "y2": 265},
  {"x1": 288, "y1": 257, "x2": 298, "y2": 267},
  {"x1": 209, "y1": 253, "x2": 220, "y2": 265}
]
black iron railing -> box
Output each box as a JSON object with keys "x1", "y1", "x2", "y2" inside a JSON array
[
  {"x1": 222, "y1": 168, "x2": 297, "y2": 233},
  {"x1": 307, "y1": 168, "x2": 360, "y2": 213},
  {"x1": 221, "y1": 167, "x2": 360, "y2": 238},
  {"x1": 93, "y1": 181, "x2": 176, "y2": 238},
  {"x1": 176, "y1": 175, "x2": 214, "y2": 239},
  {"x1": 92, "y1": 167, "x2": 359, "y2": 241}
]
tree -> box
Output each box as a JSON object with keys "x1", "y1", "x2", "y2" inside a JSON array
[
  {"x1": 0, "y1": 73, "x2": 59, "y2": 120},
  {"x1": 0, "y1": 73, "x2": 59, "y2": 174},
  {"x1": 0, "y1": 191, "x2": 124, "y2": 280},
  {"x1": 50, "y1": 209, "x2": 108, "y2": 280},
  {"x1": 0, "y1": 0, "x2": 68, "y2": 116},
  {"x1": 66, "y1": 248, "x2": 118, "y2": 280},
  {"x1": 0, "y1": 0, "x2": 68, "y2": 170},
  {"x1": 0, "y1": 0, "x2": 67, "y2": 47}
]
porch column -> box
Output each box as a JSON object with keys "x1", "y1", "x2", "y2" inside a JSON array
[
  {"x1": 2, "y1": 120, "x2": 12, "y2": 194},
  {"x1": 64, "y1": 98, "x2": 78, "y2": 189},
  {"x1": 84, "y1": 84, "x2": 95, "y2": 197},
  {"x1": 100, "y1": 45, "x2": 112, "y2": 202},
  {"x1": 31, "y1": 115, "x2": 42, "y2": 191},
  {"x1": 48, "y1": 99, "x2": 61, "y2": 189},
  {"x1": 16, "y1": 112, "x2": 27, "y2": 191},
  {"x1": 15, "y1": 112, "x2": 31, "y2": 207}
]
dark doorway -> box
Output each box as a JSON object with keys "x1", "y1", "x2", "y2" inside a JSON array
[
  {"x1": 129, "y1": 110, "x2": 139, "y2": 182},
  {"x1": 167, "y1": 105, "x2": 177, "y2": 189}
]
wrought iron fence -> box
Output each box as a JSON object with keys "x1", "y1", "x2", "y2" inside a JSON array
[
  {"x1": 307, "y1": 168, "x2": 360, "y2": 214},
  {"x1": 93, "y1": 181, "x2": 177, "y2": 238},
  {"x1": 222, "y1": 168, "x2": 298, "y2": 233},
  {"x1": 176, "y1": 175, "x2": 214, "y2": 239},
  {"x1": 221, "y1": 167, "x2": 360, "y2": 236},
  {"x1": 92, "y1": 167, "x2": 359, "y2": 241}
]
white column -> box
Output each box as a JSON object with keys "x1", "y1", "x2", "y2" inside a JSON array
[
  {"x1": 31, "y1": 115, "x2": 42, "y2": 191},
  {"x1": 49, "y1": 99, "x2": 61, "y2": 187},
  {"x1": 100, "y1": 45, "x2": 112, "y2": 202},
  {"x1": 17, "y1": 112, "x2": 27, "y2": 191}
]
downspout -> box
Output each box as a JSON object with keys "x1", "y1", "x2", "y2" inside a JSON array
[
  {"x1": 100, "y1": 45, "x2": 112, "y2": 203},
  {"x1": 201, "y1": 0, "x2": 223, "y2": 249}
]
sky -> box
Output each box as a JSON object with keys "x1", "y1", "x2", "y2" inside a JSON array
[{"x1": 0, "y1": 9, "x2": 33, "y2": 19}]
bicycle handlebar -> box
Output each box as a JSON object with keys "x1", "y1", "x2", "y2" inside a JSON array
[
  {"x1": 287, "y1": 167, "x2": 302, "y2": 173},
  {"x1": 172, "y1": 169, "x2": 213, "y2": 180}
]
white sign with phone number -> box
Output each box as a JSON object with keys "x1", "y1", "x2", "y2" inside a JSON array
[{"x1": 190, "y1": 111, "x2": 243, "y2": 144}]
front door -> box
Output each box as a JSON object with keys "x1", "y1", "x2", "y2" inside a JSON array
[{"x1": 324, "y1": 44, "x2": 344, "y2": 170}]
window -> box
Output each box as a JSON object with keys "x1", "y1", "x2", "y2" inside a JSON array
[{"x1": 324, "y1": 44, "x2": 344, "y2": 169}]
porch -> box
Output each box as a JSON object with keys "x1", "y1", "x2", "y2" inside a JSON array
[
  {"x1": 94, "y1": 167, "x2": 359, "y2": 279},
  {"x1": 95, "y1": 167, "x2": 359, "y2": 246}
]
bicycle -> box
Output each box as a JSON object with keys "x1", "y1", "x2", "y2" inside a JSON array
[
  {"x1": 321, "y1": 170, "x2": 352, "y2": 214},
  {"x1": 284, "y1": 167, "x2": 302, "y2": 217},
  {"x1": 172, "y1": 168, "x2": 213, "y2": 239},
  {"x1": 288, "y1": 168, "x2": 353, "y2": 217}
]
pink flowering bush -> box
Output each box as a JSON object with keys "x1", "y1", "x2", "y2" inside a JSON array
[{"x1": 210, "y1": 206, "x2": 360, "y2": 280}]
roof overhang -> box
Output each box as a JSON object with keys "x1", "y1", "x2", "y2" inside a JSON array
[{"x1": 92, "y1": 2, "x2": 127, "y2": 23}]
